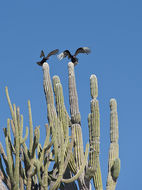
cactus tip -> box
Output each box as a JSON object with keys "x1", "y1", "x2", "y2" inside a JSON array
[
  {"x1": 68, "y1": 62, "x2": 74, "y2": 67},
  {"x1": 53, "y1": 75, "x2": 60, "y2": 84},
  {"x1": 90, "y1": 74, "x2": 97, "y2": 80},
  {"x1": 110, "y1": 98, "x2": 117, "y2": 109},
  {"x1": 42, "y1": 62, "x2": 49, "y2": 69}
]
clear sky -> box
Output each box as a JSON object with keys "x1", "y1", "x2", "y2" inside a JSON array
[{"x1": 0, "y1": 1, "x2": 142, "y2": 189}]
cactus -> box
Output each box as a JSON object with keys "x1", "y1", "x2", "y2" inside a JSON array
[{"x1": 0, "y1": 61, "x2": 120, "y2": 190}]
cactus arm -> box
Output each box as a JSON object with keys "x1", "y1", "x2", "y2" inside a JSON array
[
  {"x1": 43, "y1": 62, "x2": 54, "y2": 105},
  {"x1": 90, "y1": 74, "x2": 98, "y2": 99},
  {"x1": 13, "y1": 105, "x2": 20, "y2": 189},
  {"x1": 50, "y1": 142, "x2": 89, "y2": 190},
  {"x1": 89, "y1": 75, "x2": 103, "y2": 190},
  {"x1": 19, "y1": 177, "x2": 24, "y2": 190},
  {"x1": 42, "y1": 63, "x2": 59, "y2": 163},
  {"x1": 63, "y1": 128, "x2": 75, "y2": 170},
  {"x1": 68, "y1": 62, "x2": 81, "y2": 124},
  {"x1": 51, "y1": 127, "x2": 75, "y2": 190},
  {"x1": 93, "y1": 163, "x2": 103, "y2": 190},
  {"x1": 0, "y1": 156, "x2": 9, "y2": 189},
  {"x1": 5, "y1": 87, "x2": 14, "y2": 119},
  {"x1": 106, "y1": 99, "x2": 120, "y2": 190},
  {"x1": 19, "y1": 162, "x2": 26, "y2": 190},
  {"x1": 26, "y1": 167, "x2": 33, "y2": 190},
  {"x1": 28, "y1": 100, "x2": 34, "y2": 157},
  {"x1": 10, "y1": 120, "x2": 15, "y2": 137},
  {"x1": 91, "y1": 99, "x2": 103, "y2": 190},
  {"x1": 6, "y1": 119, "x2": 15, "y2": 155},
  {"x1": 72, "y1": 124, "x2": 85, "y2": 169},
  {"x1": 16, "y1": 107, "x2": 21, "y2": 132},
  {"x1": 41, "y1": 125, "x2": 51, "y2": 189},
  {"x1": 32, "y1": 126, "x2": 40, "y2": 158},
  {"x1": 49, "y1": 135, "x2": 75, "y2": 189},
  {"x1": 47, "y1": 104, "x2": 58, "y2": 163},
  {"x1": 53, "y1": 76, "x2": 77, "y2": 174},
  {"x1": 20, "y1": 127, "x2": 28, "y2": 144},
  {"x1": 39, "y1": 125, "x2": 50, "y2": 164},
  {"x1": 0, "y1": 157, "x2": 7, "y2": 180},
  {"x1": 68, "y1": 62, "x2": 85, "y2": 172},
  {"x1": 53, "y1": 76, "x2": 71, "y2": 131},
  {"x1": 7, "y1": 119, "x2": 11, "y2": 142},
  {"x1": 0, "y1": 143, "x2": 8, "y2": 172},
  {"x1": 3, "y1": 126, "x2": 14, "y2": 186},
  {"x1": 42, "y1": 158, "x2": 49, "y2": 190},
  {"x1": 52, "y1": 121, "x2": 66, "y2": 189},
  {"x1": 34, "y1": 160, "x2": 43, "y2": 186},
  {"x1": 19, "y1": 161, "x2": 27, "y2": 181},
  {"x1": 19, "y1": 115, "x2": 23, "y2": 141},
  {"x1": 62, "y1": 143, "x2": 89, "y2": 183},
  {"x1": 22, "y1": 143, "x2": 31, "y2": 167}
]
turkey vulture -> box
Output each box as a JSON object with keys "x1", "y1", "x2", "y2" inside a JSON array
[
  {"x1": 57, "y1": 47, "x2": 91, "y2": 66},
  {"x1": 36, "y1": 49, "x2": 59, "y2": 66}
]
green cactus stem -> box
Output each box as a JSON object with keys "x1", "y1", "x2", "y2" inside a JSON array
[
  {"x1": 106, "y1": 99, "x2": 120, "y2": 190},
  {"x1": 72, "y1": 124, "x2": 84, "y2": 170},
  {"x1": 5, "y1": 87, "x2": 14, "y2": 119},
  {"x1": 52, "y1": 75, "x2": 77, "y2": 174},
  {"x1": 62, "y1": 143, "x2": 89, "y2": 184},
  {"x1": 13, "y1": 104, "x2": 20, "y2": 190},
  {"x1": 28, "y1": 100, "x2": 34, "y2": 157},
  {"x1": 68, "y1": 62, "x2": 81, "y2": 124},
  {"x1": 50, "y1": 132, "x2": 75, "y2": 190},
  {"x1": 53, "y1": 76, "x2": 71, "y2": 135},
  {"x1": 90, "y1": 74, "x2": 98, "y2": 99},
  {"x1": 43, "y1": 62, "x2": 78, "y2": 189},
  {"x1": 43, "y1": 63, "x2": 54, "y2": 105},
  {"x1": 87, "y1": 74, "x2": 103, "y2": 190},
  {"x1": 3, "y1": 126, "x2": 15, "y2": 188},
  {"x1": 32, "y1": 126, "x2": 40, "y2": 158}
]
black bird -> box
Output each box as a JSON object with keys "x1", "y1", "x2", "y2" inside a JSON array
[
  {"x1": 36, "y1": 49, "x2": 59, "y2": 66},
  {"x1": 57, "y1": 47, "x2": 91, "y2": 66}
]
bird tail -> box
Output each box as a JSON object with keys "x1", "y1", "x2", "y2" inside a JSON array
[
  {"x1": 36, "y1": 62, "x2": 42, "y2": 66},
  {"x1": 57, "y1": 52, "x2": 64, "y2": 60}
]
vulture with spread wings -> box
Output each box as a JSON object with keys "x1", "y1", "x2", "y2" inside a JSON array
[
  {"x1": 36, "y1": 49, "x2": 59, "y2": 66},
  {"x1": 57, "y1": 47, "x2": 91, "y2": 66}
]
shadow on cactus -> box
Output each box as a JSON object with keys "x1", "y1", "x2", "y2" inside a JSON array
[{"x1": 0, "y1": 62, "x2": 120, "y2": 190}]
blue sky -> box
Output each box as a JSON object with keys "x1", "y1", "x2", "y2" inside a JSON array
[{"x1": 0, "y1": 1, "x2": 142, "y2": 189}]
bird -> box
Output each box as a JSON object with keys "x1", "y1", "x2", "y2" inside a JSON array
[
  {"x1": 36, "y1": 49, "x2": 59, "y2": 66},
  {"x1": 57, "y1": 47, "x2": 91, "y2": 66}
]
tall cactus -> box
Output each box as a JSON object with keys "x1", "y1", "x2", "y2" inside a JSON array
[
  {"x1": 88, "y1": 75, "x2": 103, "y2": 190},
  {"x1": 106, "y1": 99, "x2": 120, "y2": 190},
  {"x1": 0, "y1": 61, "x2": 120, "y2": 190}
]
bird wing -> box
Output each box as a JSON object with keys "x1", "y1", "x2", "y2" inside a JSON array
[
  {"x1": 46, "y1": 49, "x2": 59, "y2": 59},
  {"x1": 40, "y1": 50, "x2": 45, "y2": 58},
  {"x1": 36, "y1": 61, "x2": 42, "y2": 66},
  {"x1": 57, "y1": 50, "x2": 71, "y2": 60},
  {"x1": 74, "y1": 47, "x2": 91, "y2": 56}
]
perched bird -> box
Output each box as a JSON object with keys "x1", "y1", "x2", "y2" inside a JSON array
[
  {"x1": 57, "y1": 47, "x2": 91, "y2": 66},
  {"x1": 36, "y1": 49, "x2": 59, "y2": 66}
]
